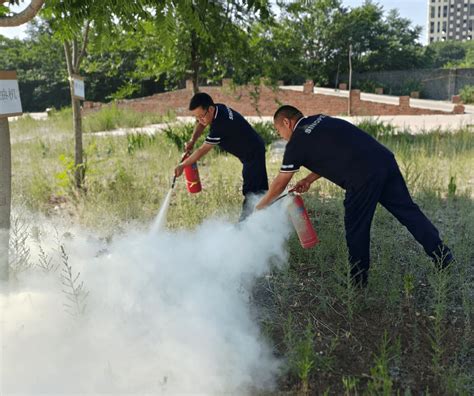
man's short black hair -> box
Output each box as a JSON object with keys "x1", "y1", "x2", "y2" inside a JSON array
[
  {"x1": 189, "y1": 92, "x2": 214, "y2": 111},
  {"x1": 273, "y1": 105, "x2": 304, "y2": 122}
]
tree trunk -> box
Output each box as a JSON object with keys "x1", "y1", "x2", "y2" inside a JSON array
[
  {"x1": 72, "y1": 94, "x2": 84, "y2": 188},
  {"x1": 64, "y1": 38, "x2": 87, "y2": 189},
  {"x1": 0, "y1": 118, "x2": 11, "y2": 281},
  {"x1": 190, "y1": 29, "x2": 200, "y2": 94}
]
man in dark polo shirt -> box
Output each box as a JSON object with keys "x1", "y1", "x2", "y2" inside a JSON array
[
  {"x1": 174, "y1": 92, "x2": 268, "y2": 220},
  {"x1": 256, "y1": 105, "x2": 454, "y2": 287}
]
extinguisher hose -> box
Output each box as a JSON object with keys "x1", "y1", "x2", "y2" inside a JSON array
[{"x1": 270, "y1": 189, "x2": 296, "y2": 206}]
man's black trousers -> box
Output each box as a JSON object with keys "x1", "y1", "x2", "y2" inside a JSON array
[
  {"x1": 343, "y1": 157, "x2": 452, "y2": 286},
  {"x1": 240, "y1": 150, "x2": 269, "y2": 221}
]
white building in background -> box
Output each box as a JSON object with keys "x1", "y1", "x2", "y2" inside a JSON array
[{"x1": 428, "y1": 0, "x2": 474, "y2": 42}]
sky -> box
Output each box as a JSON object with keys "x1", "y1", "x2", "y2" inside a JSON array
[{"x1": 1, "y1": 0, "x2": 429, "y2": 44}]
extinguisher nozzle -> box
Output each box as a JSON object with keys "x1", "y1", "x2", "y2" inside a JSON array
[{"x1": 171, "y1": 175, "x2": 177, "y2": 189}]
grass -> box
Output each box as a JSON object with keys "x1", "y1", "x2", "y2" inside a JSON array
[{"x1": 8, "y1": 112, "x2": 474, "y2": 394}]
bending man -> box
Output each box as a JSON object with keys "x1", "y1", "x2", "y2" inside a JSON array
[{"x1": 256, "y1": 105, "x2": 454, "y2": 287}]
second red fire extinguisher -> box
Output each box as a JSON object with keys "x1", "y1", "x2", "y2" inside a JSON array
[
  {"x1": 287, "y1": 193, "x2": 319, "y2": 249},
  {"x1": 182, "y1": 152, "x2": 202, "y2": 193}
]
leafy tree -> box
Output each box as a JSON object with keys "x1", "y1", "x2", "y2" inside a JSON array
[
  {"x1": 427, "y1": 41, "x2": 474, "y2": 68},
  {"x1": 0, "y1": 21, "x2": 69, "y2": 111}
]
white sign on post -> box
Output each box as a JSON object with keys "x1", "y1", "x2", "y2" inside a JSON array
[
  {"x1": 72, "y1": 75, "x2": 85, "y2": 100},
  {"x1": 0, "y1": 71, "x2": 23, "y2": 117}
]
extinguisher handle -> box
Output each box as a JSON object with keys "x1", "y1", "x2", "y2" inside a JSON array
[{"x1": 180, "y1": 151, "x2": 191, "y2": 162}]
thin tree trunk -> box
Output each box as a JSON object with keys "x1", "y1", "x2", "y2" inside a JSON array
[
  {"x1": 190, "y1": 29, "x2": 200, "y2": 94},
  {"x1": 64, "y1": 37, "x2": 86, "y2": 189},
  {"x1": 72, "y1": 96, "x2": 84, "y2": 188},
  {"x1": 0, "y1": 117, "x2": 11, "y2": 281}
]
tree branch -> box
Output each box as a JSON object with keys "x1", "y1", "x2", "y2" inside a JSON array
[
  {"x1": 0, "y1": 0, "x2": 45, "y2": 27},
  {"x1": 75, "y1": 21, "x2": 91, "y2": 70},
  {"x1": 63, "y1": 40, "x2": 74, "y2": 77}
]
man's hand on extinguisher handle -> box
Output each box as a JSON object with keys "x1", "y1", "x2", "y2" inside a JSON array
[
  {"x1": 184, "y1": 140, "x2": 195, "y2": 153},
  {"x1": 292, "y1": 179, "x2": 311, "y2": 193},
  {"x1": 174, "y1": 164, "x2": 184, "y2": 177}
]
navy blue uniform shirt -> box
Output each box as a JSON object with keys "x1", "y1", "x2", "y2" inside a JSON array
[
  {"x1": 205, "y1": 104, "x2": 266, "y2": 162},
  {"x1": 281, "y1": 115, "x2": 395, "y2": 190}
]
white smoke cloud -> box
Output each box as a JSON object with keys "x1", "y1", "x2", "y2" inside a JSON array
[{"x1": 1, "y1": 202, "x2": 292, "y2": 395}]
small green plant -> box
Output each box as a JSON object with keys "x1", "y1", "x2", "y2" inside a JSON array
[
  {"x1": 55, "y1": 154, "x2": 78, "y2": 195},
  {"x1": 342, "y1": 375, "x2": 359, "y2": 395},
  {"x1": 365, "y1": 331, "x2": 395, "y2": 396},
  {"x1": 284, "y1": 316, "x2": 316, "y2": 394},
  {"x1": 427, "y1": 263, "x2": 451, "y2": 375},
  {"x1": 9, "y1": 215, "x2": 32, "y2": 275},
  {"x1": 60, "y1": 244, "x2": 89, "y2": 317},
  {"x1": 127, "y1": 132, "x2": 156, "y2": 155},
  {"x1": 448, "y1": 175, "x2": 457, "y2": 197},
  {"x1": 403, "y1": 272, "x2": 415, "y2": 303},
  {"x1": 36, "y1": 243, "x2": 58, "y2": 273}
]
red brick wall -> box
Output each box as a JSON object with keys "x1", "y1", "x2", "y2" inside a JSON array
[{"x1": 83, "y1": 80, "x2": 464, "y2": 116}]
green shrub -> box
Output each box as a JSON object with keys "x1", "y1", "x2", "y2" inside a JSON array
[
  {"x1": 356, "y1": 79, "x2": 383, "y2": 93},
  {"x1": 459, "y1": 85, "x2": 474, "y2": 104},
  {"x1": 83, "y1": 103, "x2": 175, "y2": 132},
  {"x1": 356, "y1": 119, "x2": 398, "y2": 139},
  {"x1": 163, "y1": 123, "x2": 197, "y2": 151},
  {"x1": 251, "y1": 121, "x2": 279, "y2": 146}
]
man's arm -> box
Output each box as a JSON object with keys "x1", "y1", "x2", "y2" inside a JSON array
[
  {"x1": 184, "y1": 122, "x2": 207, "y2": 152},
  {"x1": 174, "y1": 142, "x2": 214, "y2": 176},
  {"x1": 255, "y1": 172, "x2": 295, "y2": 210}
]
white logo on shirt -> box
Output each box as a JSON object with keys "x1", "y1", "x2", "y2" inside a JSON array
[
  {"x1": 226, "y1": 106, "x2": 234, "y2": 120},
  {"x1": 304, "y1": 115, "x2": 326, "y2": 134}
]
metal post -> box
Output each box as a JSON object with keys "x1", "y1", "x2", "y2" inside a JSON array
[
  {"x1": 0, "y1": 117, "x2": 11, "y2": 281},
  {"x1": 348, "y1": 44, "x2": 353, "y2": 116}
]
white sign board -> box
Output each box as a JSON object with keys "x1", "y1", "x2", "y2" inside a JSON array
[
  {"x1": 72, "y1": 75, "x2": 85, "y2": 100},
  {"x1": 0, "y1": 71, "x2": 22, "y2": 118}
]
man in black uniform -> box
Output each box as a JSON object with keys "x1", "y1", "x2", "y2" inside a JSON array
[
  {"x1": 256, "y1": 105, "x2": 454, "y2": 287},
  {"x1": 174, "y1": 92, "x2": 268, "y2": 220}
]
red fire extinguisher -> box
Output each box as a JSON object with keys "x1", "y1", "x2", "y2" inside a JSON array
[
  {"x1": 287, "y1": 193, "x2": 319, "y2": 249},
  {"x1": 182, "y1": 152, "x2": 202, "y2": 193}
]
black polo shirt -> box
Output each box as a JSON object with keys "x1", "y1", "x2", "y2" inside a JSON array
[
  {"x1": 205, "y1": 104, "x2": 266, "y2": 162},
  {"x1": 281, "y1": 115, "x2": 395, "y2": 190}
]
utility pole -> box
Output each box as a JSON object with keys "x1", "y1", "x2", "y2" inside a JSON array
[{"x1": 348, "y1": 44, "x2": 353, "y2": 116}]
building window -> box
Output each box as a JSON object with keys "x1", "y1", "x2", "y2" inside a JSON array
[
  {"x1": 431, "y1": 22, "x2": 435, "y2": 33},
  {"x1": 431, "y1": 6, "x2": 436, "y2": 18},
  {"x1": 443, "y1": 21, "x2": 447, "y2": 32},
  {"x1": 444, "y1": 5, "x2": 448, "y2": 17}
]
